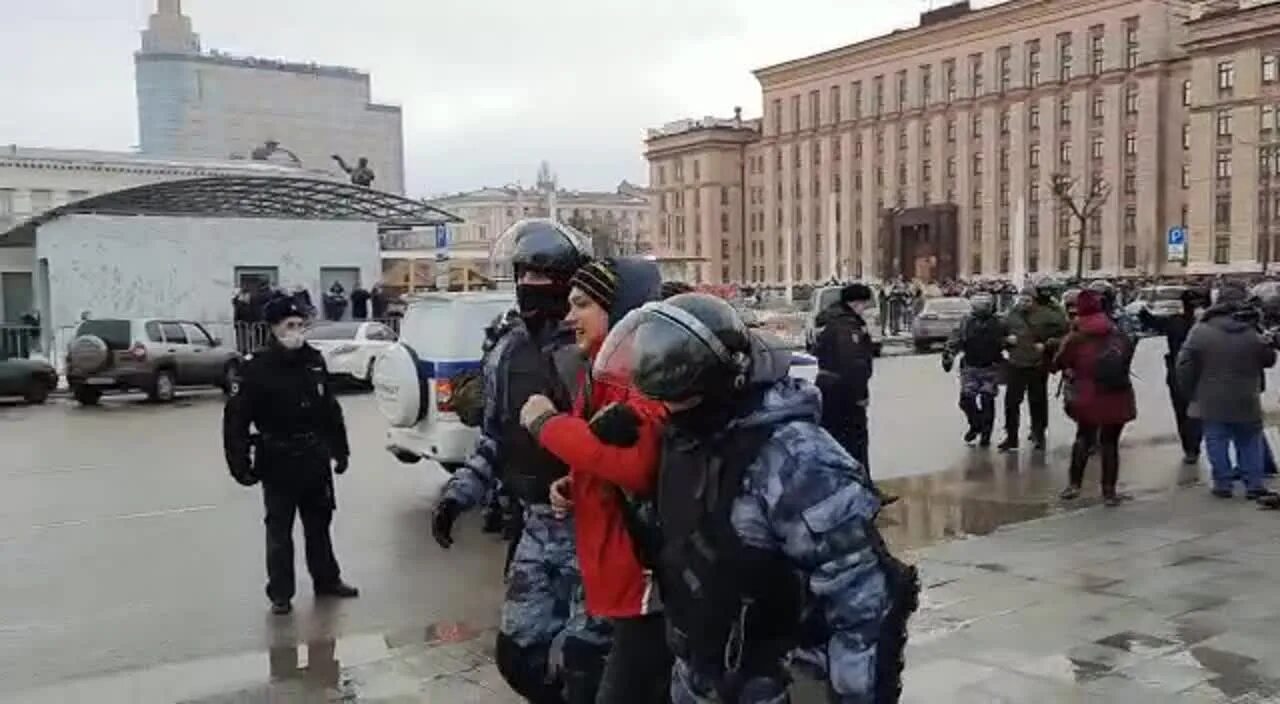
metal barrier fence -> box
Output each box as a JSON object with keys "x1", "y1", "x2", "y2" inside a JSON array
[{"x1": 0, "y1": 325, "x2": 41, "y2": 359}]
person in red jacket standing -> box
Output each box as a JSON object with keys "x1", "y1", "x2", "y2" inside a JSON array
[{"x1": 519, "y1": 258, "x2": 669, "y2": 704}]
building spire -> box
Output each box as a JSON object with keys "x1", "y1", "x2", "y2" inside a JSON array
[
  {"x1": 158, "y1": 0, "x2": 182, "y2": 15},
  {"x1": 141, "y1": 0, "x2": 199, "y2": 54}
]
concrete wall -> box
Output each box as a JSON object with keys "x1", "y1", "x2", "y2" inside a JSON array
[{"x1": 35, "y1": 215, "x2": 379, "y2": 334}]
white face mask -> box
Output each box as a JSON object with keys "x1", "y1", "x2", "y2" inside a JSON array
[{"x1": 273, "y1": 319, "x2": 306, "y2": 350}]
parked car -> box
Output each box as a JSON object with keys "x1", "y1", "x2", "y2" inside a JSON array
[
  {"x1": 911, "y1": 296, "x2": 972, "y2": 352},
  {"x1": 375, "y1": 292, "x2": 516, "y2": 471},
  {"x1": 803, "y1": 284, "x2": 883, "y2": 355},
  {"x1": 0, "y1": 354, "x2": 57, "y2": 404},
  {"x1": 1124, "y1": 285, "x2": 1187, "y2": 328},
  {"x1": 65, "y1": 318, "x2": 242, "y2": 406},
  {"x1": 305, "y1": 321, "x2": 398, "y2": 387}
]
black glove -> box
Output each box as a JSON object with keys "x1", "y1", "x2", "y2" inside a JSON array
[
  {"x1": 333, "y1": 456, "x2": 349, "y2": 474},
  {"x1": 432, "y1": 499, "x2": 461, "y2": 549},
  {"x1": 941, "y1": 353, "x2": 954, "y2": 374},
  {"x1": 588, "y1": 402, "x2": 641, "y2": 447},
  {"x1": 232, "y1": 469, "x2": 259, "y2": 487}
]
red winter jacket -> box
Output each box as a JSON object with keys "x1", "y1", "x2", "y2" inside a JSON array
[
  {"x1": 536, "y1": 371, "x2": 666, "y2": 619},
  {"x1": 1053, "y1": 311, "x2": 1137, "y2": 427}
]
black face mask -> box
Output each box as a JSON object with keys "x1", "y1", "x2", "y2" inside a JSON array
[
  {"x1": 516, "y1": 282, "x2": 570, "y2": 326},
  {"x1": 1035, "y1": 293, "x2": 1053, "y2": 305},
  {"x1": 669, "y1": 404, "x2": 732, "y2": 439}
]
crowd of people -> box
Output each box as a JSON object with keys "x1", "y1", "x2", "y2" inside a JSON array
[{"x1": 219, "y1": 215, "x2": 1280, "y2": 702}]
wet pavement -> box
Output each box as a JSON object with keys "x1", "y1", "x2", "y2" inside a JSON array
[{"x1": 4, "y1": 339, "x2": 1280, "y2": 702}]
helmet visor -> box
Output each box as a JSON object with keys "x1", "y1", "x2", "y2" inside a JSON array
[
  {"x1": 593, "y1": 305, "x2": 723, "y2": 402},
  {"x1": 491, "y1": 218, "x2": 593, "y2": 272}
]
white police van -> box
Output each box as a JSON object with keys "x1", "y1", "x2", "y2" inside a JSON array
[{"x1": 374, "y1": 291, "x2": 515, "y2": 471}]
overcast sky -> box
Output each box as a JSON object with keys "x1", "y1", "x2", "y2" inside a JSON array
[{"x1": 0, "y1": 1, "x2": 989, "y2": 197}]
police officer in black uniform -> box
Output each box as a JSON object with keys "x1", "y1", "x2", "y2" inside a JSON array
[
  {"x1": 223, "y1": 296, "x2": 358, "y2": 615},
  {"x1": 1139, "y1": 287, "x2": 1210, "y2": 464}
]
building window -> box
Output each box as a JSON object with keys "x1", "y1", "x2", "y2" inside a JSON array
[
  {"x1": 832, "y1": 137, "x2": 842, "y2": 161},
  {"x1": 944, "y1": 59, "x2": 957, "y2": 102},
  {"x1": 674, "y1": 160, "x2": 684, "y2": 181},
  {"x1": 1125, "y1": 84, "x2": 1138, "y2": 115},
  {"x1": 791, "y1": 95, "x2": 801, "y2": 132},
  {"x1": 1025, "y1": 39, "x2": 1042, "y2": 88},
  {"x1": 1183, "y1": 124, "x2": 1191, "y2": 150},
  {"x1": 1123, "y1": 245, "x2": 1137, "y2": 269},
  {"x1": 1029, "y1": 104, "x2": 1040, "y2": 130},
  {"x1": 1217, "y1": 109, "x2": 1233, "y2": 137},
  {"x1": 1215, "y1": 235, "x2": 1230, "y2": 264},
  {"x1": 971, "y1": 53, "x2": 984, "y2": 96},
  {"x1": 1125, "y1": 131, "x2": 1137, "y2": 156},
  {"x1": 999, "y1": 147, "x2": 1010, "y2": 172},
  {"x1": 897, "y1": 70, "x2": 908, "y2": 111},
  {"x1": 923, "y1": 123, "x2": 932, "y2": 147},
  {"x1": 998, "y1": 47, "x2": 1011, "y2": 92},
  {"x1": 898, "y1": 126, "x2": 908, "y2": 150},
  {"x1": 973, "y1": 153, "x2": 984, "y2": 177},
  {"x1": 1030, "y1": 180, "x2": 1040, "y2": 203},
  {"x1": 852, "y1": 81, "x2": 862, "y2": 119},
  {"x1": 1182, "y1": 163, "x2": 1191, "y2": 189},
  {"x1": 876, "y1": 130, "x2": 884, "y2": 153},
  {"x1": 721, "y1": 186, "x2": 730, "y2": 206},
  {"x1": 973, "y1": 190, "x2": 984, "y2": 207},
  {"x1": 1059, "y1": 96, "x2": 1071, "y2": 126},
  {"x1": 898, "y1": 164, "x2": 908, "y2": 185},
  {"x1": 1000, "y1": 219, "x2": 1010, "y2": 240},
  {"x1": 922, "y1": 160, "x2": 932, "y2": 182},
  {"x1": 721, "y1": 212, "x2": 730, "y2": 232},
  {"x1": 830, "y1": 85, "x2": 842, "y2": 123},
  {"x1": 658, "y1": 165, "x2": 666, "y2": 186},
  {"x1": 1266, "y1": 54, "x2": 1279, "y2": 84},
  {"x1": 874, "y1": 76, "x2": 884, "y2": 116},
  {"x1": 972, "y1": 114, "x2": 982, "y2": 139},
  {"x1": 1058, "y1": 33, "x2": 1073, "y2": 82},
  {"x1": 1090, "y1": 27, "x2": 1105, "y2": 75},
  {"x1": 1000, "y1": 184, "x2": 1010, "y2": 206},
  {"x1": 1059, "y1": 140, "x2": 1072, "y2": 165},
  {"x1": 947, "y1": 157, "x2": 957, "y2": 178},
  {"x1": 809, "y1": 90, "x2": 820, "y2": 128},
  {"x1": 1091, "y1": 91, "x2": 1104, "y2": 121},
  {"x1": 854, "y1": 136, "x2": 863, "y2": 157},
  {"x1": 1124, "y1": 18, "x2": 1139, "y2": 69},
  {"x1": 1091, "y1": 136, "x2": 1104, "y2": 160},
  {"x1": 1264, "y1": 105, "x2": 1277, "y2": 133},
  {"x1": 693, "y1": 160, "x2": 701, "y2": 181},
  {"x1": 813, "y1": 141, "x2": 822, "y2": 165},
  {"x1": 921, "y1": 65, "x2": 932, "y2": 107},
  {"x1": 1216, "y1": 195, "x2": 1232, "y2": 228},
  {"x1": 1217, "y1": 151, "x2": 1232, "y2": 180},
  {"x1": 1030, "y1": 144, "x2": 1041, "y2": 169},
  {"x1": 1125, "y1": 170, "x2": 1137, "y2": 194},
  {"x1": 947, "y1": 118, "x2": 957, "y2": 142},
  {"x1": 1219, "y1": 60, "x2": 1236, "y2": 91},
  {"x1": 1182, "y1": 79, "x2": 1192, "y2": 107},
  {"x1": 1000, "y1": 109, "x2": 1010, "y2": 135}
]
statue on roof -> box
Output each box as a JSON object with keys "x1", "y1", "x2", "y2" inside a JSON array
[
  {"x1": 332, "y1": 155, "x2": 375, "y2": 188},
  {"x1": 250, "y1": 140, "x2": 300, "y2": 165}
]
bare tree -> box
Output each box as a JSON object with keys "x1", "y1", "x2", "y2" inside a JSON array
[{"x1": 1049, "y1": 172, "x2": 1112, "y2": 280}]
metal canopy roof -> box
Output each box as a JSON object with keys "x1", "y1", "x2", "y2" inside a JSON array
[{"x1": 0, "y1": 176, "x2": 461, "y2": 246}]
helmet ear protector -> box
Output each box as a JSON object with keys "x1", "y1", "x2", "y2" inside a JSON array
[{"x1": 641, "y1": 301, "x2": 750, "y2": 391}]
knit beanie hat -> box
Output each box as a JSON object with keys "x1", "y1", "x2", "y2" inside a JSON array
[{"x1": 569, "y1": 259, "x2": 619, "y2": 311}]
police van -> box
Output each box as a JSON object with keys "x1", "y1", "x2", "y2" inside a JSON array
[{"x1": 374, "y1": 291, "x2": 515, "y2": 471}]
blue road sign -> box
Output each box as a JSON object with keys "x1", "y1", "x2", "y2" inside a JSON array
[
  {"x1": 434, "y1": 224, "x2": 449, "y2": 250},
  {"x1": 1167, "y1": 226, "x2": 1186, "y2": 262}
]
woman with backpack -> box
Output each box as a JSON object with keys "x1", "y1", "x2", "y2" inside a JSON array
[{"x1": 1054, "y1": 289, "x2": 1137, "y2": 507}]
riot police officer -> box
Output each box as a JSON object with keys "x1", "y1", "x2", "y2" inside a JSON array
[
  {"x1": 943, "y1": 293, "x2": 1008, "y2": 448},
  {"x1": 223, "y1": 295, "x2": 358, "y2": 616},
  {"x1": 430, "y1": 219, "x2": 611, "y2": 703},
  {"x1": 594, "y1": 294, "x2": 918, "y2": 703},
  {"x1": 1139, "y1": 287, "x2": 1210, "y2": 464}
]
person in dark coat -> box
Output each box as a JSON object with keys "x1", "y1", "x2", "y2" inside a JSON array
[
  {"x1": 1139, "y1": 287, "x2": 1210, "y2": 464},
  {"x1": 814, "y1": 283, "x2": 876, "y2": 474},
  {"x1": 1000, "y1": 284, "x2": 1069, "y2": 451},
  {"x1": 1177, "y1": 284, "x2": 1277, "y2": 500},
  {"x1": 1055, "y1": 290, "x2": 1137, "y2": 506},
  {"x1": 350, "y1": 287, "x2": 371, "y2": 320},
  {"x1": 370, "y1": 284, "x2": 389, "y2": 320},
  {"x1": 222, "y1": 295, "x2": 359, "y2": 615},
  {"x1": 322, "y1": 282, "x2": 348, "y2": 321}
]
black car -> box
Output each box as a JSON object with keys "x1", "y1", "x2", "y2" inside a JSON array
[{"x1": 0, "y1": 354, "x2": 57, "y2": 404}]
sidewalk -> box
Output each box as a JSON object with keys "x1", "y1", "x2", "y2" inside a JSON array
[{"x1": 904, "y1": 487, "x2": 1280, "y2": 703}]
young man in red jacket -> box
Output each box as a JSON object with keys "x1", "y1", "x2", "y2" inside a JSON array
[{"x1": 519, "y1": 258, "x2": 670, "y2": 704}]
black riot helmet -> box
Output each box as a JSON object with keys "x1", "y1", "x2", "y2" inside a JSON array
[
  {"x1": 1034, "y1": 280, "x2": 1058, "y2": 303},
  {"x1": 594, "y1": 293, "x2": 752, "y2": 403},
  {"x1": 492, "y1": 218, "x2": 591, "y2": 281}
]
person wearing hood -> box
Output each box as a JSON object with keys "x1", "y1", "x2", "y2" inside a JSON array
[
  {"x1": 430, "y1": 220, "x2": 606, "y2": 704},
  {"x1": 1000, "y1": 283, "x2": 1069, "y2": 452},
  {"x1": 594, "y1": 293, "x2": 919, "y2": 703},
  {"x1": 518, "y1": 258, "x2": 669, "y2": 703},
  {"x1": 814, "y1": 283, "x2": 876, "y2": 473},
  {"x1": 1176, "y1": 284, "x2": 1277, "y2": 500},
  {"x1": 1140, "y1": 287, "x2": 1210, "y2": 464},
  {"x1": 222, "y1": 295, "x2": 358, "y2": 615},
  {"x1": 1054, "y1": 289, "x2": 1137, "y2": 506},
  {"x1": 943, "y1": 293, "x2": 1008, "y2": 448}
]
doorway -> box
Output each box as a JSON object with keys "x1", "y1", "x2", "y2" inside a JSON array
[
  {"x1": 1, "y1": 271, "x2": 33, "y2": 323},
  {"x1": 319, "y1": 267, "x2": 361, "y2": 321}
]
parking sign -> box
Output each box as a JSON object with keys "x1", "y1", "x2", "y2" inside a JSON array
[
  {"x1": 1167, "y1": 226, "x2": 1186, "y2": 263},
  {"x1": 435, "y1": 224, "x2": 450, "y2": 262}
]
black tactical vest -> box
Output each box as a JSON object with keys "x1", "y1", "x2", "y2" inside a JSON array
[
  {"x1": 655, "y1": 424, "x2": 806, "y2": 679},
  {"x1": 499, "y1": 327, "x2": 583, "y2": 504}
]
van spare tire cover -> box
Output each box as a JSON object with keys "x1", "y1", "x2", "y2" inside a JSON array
[
  {"x1": 374, "y1": 343, "x2": 426, "y2": 427},
  {"x1": 69, "y1": 335, "x2": 110, "y2": 374}
]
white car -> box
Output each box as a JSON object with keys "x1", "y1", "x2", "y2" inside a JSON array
[
  {"x1": 305, "y1": 321, "x2": 399, "y2": 386},
  {"x1": 374, "y1": 292, "x2": 515, "y2": 471}
]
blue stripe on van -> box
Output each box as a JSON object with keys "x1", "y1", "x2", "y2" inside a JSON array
[{"x1": 416, "y1": 359, "x2": 483, "y2": 380}]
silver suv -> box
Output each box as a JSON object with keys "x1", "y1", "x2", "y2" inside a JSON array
[{"x1": 66, "y1": 319, "x2": 242, "y2": 406}]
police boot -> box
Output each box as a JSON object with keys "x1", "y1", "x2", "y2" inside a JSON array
[
  {"x1": 271, "y1": 600, "x2": 292, "y2": 616},
  {"x1": 315, "y1": 582, "x2": 359, "y2": 599},
  {"x1": 997, "y1": 436, "x2": 1019, "y2": 452}
]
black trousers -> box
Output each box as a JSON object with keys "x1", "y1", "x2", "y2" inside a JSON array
[
  {"x1": 596, "y1": 614, "x2": 672, "y2": 704},
  {"x1": 1068, "y1": 423, "x2": 1125, "y2": 496},
  {"x1": 823, "y1": 400, "x2": 871, "y2": 476},
  {"x1": 1168, "y1": 384, "x2": 1203, "y2": 457},
  {"x1": 263, "y1": 478, "x2": 341, "y2": 602},
  {"x1": 1004, "y1": 366, "x2": 1049, "y2": 438}
]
